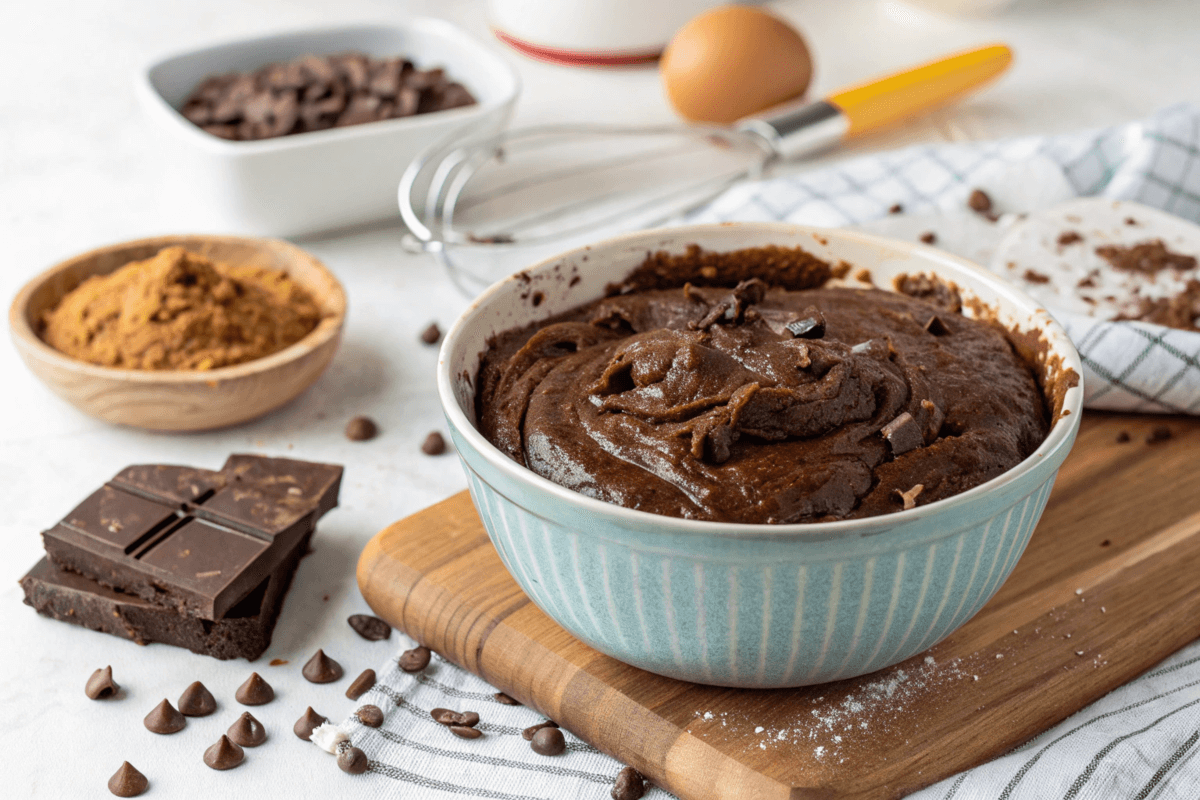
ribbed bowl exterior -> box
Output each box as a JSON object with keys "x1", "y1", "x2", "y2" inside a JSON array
[{"x1": 451, "y1": 422, "x2": 1068, "y2": 688}]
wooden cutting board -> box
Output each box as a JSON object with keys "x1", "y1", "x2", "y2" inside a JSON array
[{"x1": 357, "y1": 412, "x2": 1200, "y2": 800}]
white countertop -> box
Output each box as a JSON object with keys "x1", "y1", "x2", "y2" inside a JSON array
[{"x1": 3, "y1": 0, "x2": 1200, "y2": 796}]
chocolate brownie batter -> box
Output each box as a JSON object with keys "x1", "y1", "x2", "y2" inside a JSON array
[{"x1": 476, "y1": 272, "x2": 1049, "y2": 524}]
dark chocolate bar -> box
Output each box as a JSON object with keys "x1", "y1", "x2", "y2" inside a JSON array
[
  {"x1": 42, "y1": 455, "x2": 341, "y2": 620},
  {"x1": 20, "y1": 528, "x2": 309, "y2": 660}
]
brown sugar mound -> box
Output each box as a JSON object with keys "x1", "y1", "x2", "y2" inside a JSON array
[{"x1": 40, "y1": 246, "x2": 321, "y2": 370}]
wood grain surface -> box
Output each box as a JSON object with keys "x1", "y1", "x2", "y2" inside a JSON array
[{"x1": 357, "y1": 412, "x2": 1200, "y2": 800}]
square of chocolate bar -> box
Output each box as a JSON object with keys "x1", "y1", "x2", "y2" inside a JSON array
[
  {"x1": 21, "y1": 527, "x2": 311, "y2": 660},
  {"x1": 42, "y1": 455, "x2": 341, "y2": 620}
]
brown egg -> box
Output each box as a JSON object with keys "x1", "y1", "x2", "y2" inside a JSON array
[{"x1": 661, "y1": 5, "x2": 813, "y2": 124}]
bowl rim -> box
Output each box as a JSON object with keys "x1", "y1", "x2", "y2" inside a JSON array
[
  {"x1": 136, "y1": 19, "x2": 523, "y2": 156},
  {"x1": 436, "y1": 221, "x2": 1085, "y2": 538},
  {"x1": 8, "y1": 233, "x2": 347, "y2": 383}
]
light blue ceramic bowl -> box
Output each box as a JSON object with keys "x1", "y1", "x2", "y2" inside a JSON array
[{"x1": 437, "y1": 223, "x2": 1083, "y2": 688}]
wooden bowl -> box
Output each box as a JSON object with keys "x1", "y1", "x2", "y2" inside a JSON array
[{"x1": 9, "y1": 234, "x2": 346, "y2": 431}]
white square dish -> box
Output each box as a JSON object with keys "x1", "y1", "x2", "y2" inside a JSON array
[{"x1": 137, "y1": 21, "x2": 520, "y2": 237}]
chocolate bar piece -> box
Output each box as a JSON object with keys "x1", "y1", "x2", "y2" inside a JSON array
[
  {"x1": 42, "y1": 455, "x2": 341, "y2": 620},
  {"x1": 20, "y1": 529, "x2": 309, "y2": 661}
]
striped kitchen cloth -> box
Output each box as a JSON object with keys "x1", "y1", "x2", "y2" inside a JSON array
[{"x1": 690, "y1": 103, "x2": 1200, "y2": 415}]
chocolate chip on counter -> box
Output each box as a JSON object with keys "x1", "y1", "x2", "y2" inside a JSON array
[
  {"x1": 421, "y1": 431, "x2": 447, "y2": 456},
  {"x1": 530, "y1": 726, "x2": 566, "y2": 756},
  {"x1": 449, "y1": 725, "x2": 483, "y2": 739},
  {"x1": 348, "y1": 614, "x2": 391, "y2": 641},
  {"x1": 203, "y1": 735, "x2": 245, "y2": 770},
  {"x1": 1147, "y1": 425, "x2": 1172, "y2": 444},
  {"x1": 881, "y1": 412, "x2": 924, "y2": 456},
  {"x1": 144, "y1": 699, "x2": 186, "y2": 734},
  {"x1": 1116, "y1": 431, "x2": 1131, "y2": 443},
  {"x1": 967, "y1": 189, "x2": 993, "y2": 214},
  {"x1": 399, "y1": 645, "x2": 431, "y2": 672},
  {"x1": 919, "y1": 231, "x2": 937, "y2": 245},
  {"x1": 346, "y1": 669, "x2": 377, "y2": 701},
  {"x1": 923, "y1": 315, "x2": 949, "y2": 336},
  {"x1": 421, "y1": 323, "x2": 442, "y2": 345},
  {"x1": 784, "y1": 306, "x2": 826, "y2": 340},
  {"x1": 611, "y1": 766, "x2": 647, "y2": 800},
  {"x1": 294, "y1": 707, "x2": 328, "y2": 740},
  {"x1": 356, "y1": 704, "x2": 384, "y2": 728},
  {"x1": 235, "y1": 672, "x2": 274, "y2": 705},
  {"x1": 494, "y1": 692, "x2": 521, "y2": 706},
  {"x1": 431, "y1": 708, "x2": 480, "y2": 727},
  {"x1": 107, "y1": 762, "x2": 148, "y2": 797},
  {"x1": 178, "y1": 681, "x2": 217, "y2": 717},
  {"x1": 338, "y1": 745, "x2": 371, "y2": 774},
  {"x1": 228, "y1": 712, "x2": 268, "y2": 747},
  {"x1": 302, "y1": 649, "x2": 344, "y2": 683},
  {"x1": 888, "y1": 203, "x2": 903, "y2": 214},
  {"x1": 86, "y1": 665, "x2": 119, "y2": 700},
  {"x1": 522, "y1": 720, "x2": 560, "y2": 741},
  {"x1": 345, "y1": 416, "x2": 378, "y2": 442}
]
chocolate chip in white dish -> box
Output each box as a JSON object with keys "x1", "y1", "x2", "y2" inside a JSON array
[
  {"x1": 235, "y1": 672, "x2": 274, "y2": 705},
  {"x1": 398, "y1": 645, "x2": 431, "y2": 672},
  {"x1": 294, "y1": 707, "x2": 328, "y2": 740},
  {"x1": 144, "y1": 699, "x2": 186, "y2": 734},
  {"x1": 203, "y1": 735, "x2": 245, "y2": 770},
  {"x1": 107, "y1": 762, "x2": 148, "y2": 797},
  {"x1": 228, "y1": 711, "x2": 267, "y2": 747},
  {"x1": 178, "y1": 681, "x2": 217, "y2": 717},
  {"x1": 302, "y1": 648, "x2": 343, "y2": 683},
  {"x1": 346, "y1": 669, "x2": 376, "y2": 700},
  {"x1": 86, "y1": 666, "x2": 118, "y2": 700},
  {"x1": 347, "y1": 613, "x2": 390, "y2": 641},
  {"x1": 338, "y1": 746, "x2": 370, "y2": 774}
]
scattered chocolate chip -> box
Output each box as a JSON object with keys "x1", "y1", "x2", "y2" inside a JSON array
[
  {"x1": 269, "y1": 658, "x2": 289, "y2": 666},
  {"x1": 338, "y1": 745, "x2": 370, "y2": 774},
  {"x1": 494, "y1": 692, "x2": 521, "y2": 706},
  {"x1": 1116, "y1": 431, "x2": 1131, "y2": 443},
  {"x1": 881, "y1": 412, "x2": 924, "y2": 456},
  {"x1": 449, "y1": 725, "x2": 483, "y2": 739},
  {"x1": 356, "y1": 704, "x2": 384, "y2": 728},
  {"x1": 1125, "y1": 217, "x2": 1139, "y2": 226},
  {"x1": 1147, "y1": 425, "x2": 1172, "y2": 444},
  {"x1": 86, "y1": 666, "x2": 119, "y2": 700},
  {"x1": 346, "y1": 669, "x2": 377, "y2": 701},
  {"x1": 923, "y1": 315, "x2": 949, "y2": 336},
  {"x1": 294, "y1": 707, "x2": 328, "y2": 740},
  {"x1": 345, "y1": 416, "x2": 378, "y2": 442},
  {"x1": 302, "y1": 649, "x2": 344, "y2": 683},
  {"x1": 612, "y1": 766, "x2": 647, "y2": 800},
  {"x1": 896, "y1": 483, "x2": 925, "y2": 511},
  {"x1": 107, "y1": 762, "x2": 148, "y2": 797},
  {"x1": 967, "y1": 189, "x2": 993, "y2": 214},
  {"x1": 421, "y1": 431, "x2": 447, "y2": 455},
  {"x1": 203, "y1": 735, "x2": 245, "y2": 770},
  {"x1": 421, "y1": 323, "x2": 442, "y2": 345},
  {"x1": 888, "y1": 203, "x2": 903, "y2": 214},
  {"x1": 522, "y1": 720, "x2": 560, "y2": 741},
  {"x1": 919, "y1": 231, "x2": 937, "y2": 244},
  {"x1": 178, "y1": 681, "x2": 217, "y2": 717},
  {"x1": 1022, "y1": 269, "x2": 1052, "y2": 284},
  {"x1": 1058, "y1": 231, "x2": 1083, "y2": 246},
  {"x1": 144, "y1": 699, "x2": 186, "y2": 734},
  {"x1": 784, "y1": 306, "x2": 826, "y2": 339},
  {"x1": 399, "y1": 645, "x2": 432, "y2": 672},
  {"x1": 235, "y1": 672, "x2": 274, "y2": 705},
  {"x1": 431, "y1": 708, "x2": 480, "y2": 727},
  {"x1": 348, "y1": 614, "x2": 391, "y2": 641},
  {"x1": 228, "y1": 711, "x2": 267, "y2": 747},
  {"x1": 531, "y1": 726, "x2": 566, "y2": 756}
]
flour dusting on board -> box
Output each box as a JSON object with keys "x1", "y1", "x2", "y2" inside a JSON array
[{"x1": 693, "y1": 655, "x2": 971, "y2": 761}]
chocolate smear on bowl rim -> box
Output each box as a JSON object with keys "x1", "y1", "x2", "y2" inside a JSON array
[
  {"x1": 294, "y1": 707, "x2": 328, "y2": 740},
  {"x1": 235, "y1": 672, "x2": 274, "y2": 705},
  {"x1": 356, "y1": 704, "x2": 384, "y2": 728},
  {"x1": 86, "y1": 665, "x2": 119, "y2": 700},
  {"x1": 302, "y1": 648, "x2": 343, "y2": 683},
  {"x1": 347, "y1": 613, "x2": 390, "y2": 641},
  {"x1": 203, "y1": 735, "x2": 245, "y2": 770},
  {"x1": 107, "y1": 762, "x2": 148, "y2": 797},
  {"x1": 399, "y1": 645, "x2": 431, "y2": 672},
  {"x1": 228, "y1": 711, "x2": 268, "y2": 747},
  {"x1": 338, "y1": 746, "x2": 370, "y2": 775},
  {"x1": 346, "y1": 669, "x2": 377, "y2": 700},
  {"x1": 178, "y1": 681, "x2": 217, "y2": 716},
  {"x1": 144, "y1": 699, "x2": 186, "y2": 734},
  {"x1": 530, "y1": 726, "x2": 566, "y2": 756}
]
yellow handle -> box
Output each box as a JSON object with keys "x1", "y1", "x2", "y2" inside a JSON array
[{"x1": 827, "y1": 44, "x2": 1012, "y2": 137}]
